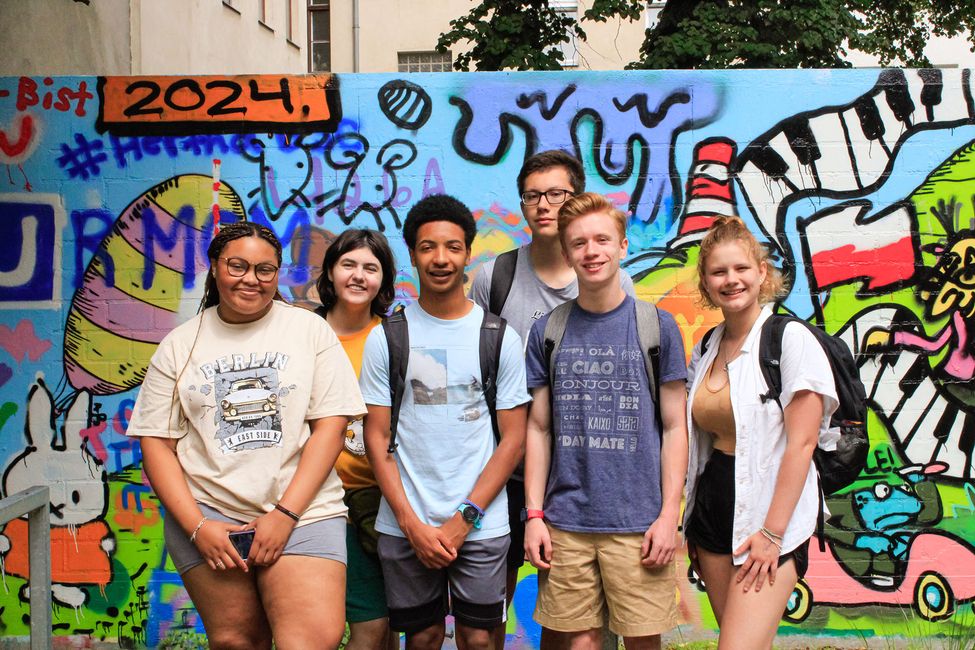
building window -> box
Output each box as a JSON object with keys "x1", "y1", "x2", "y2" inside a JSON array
[
  {"x1": 308, "y1": 0, "x2": 330, "y2": 71},
  {"x1": 397, "y1": 51, "x2": 452, "y2": 73},
  {"x1": 646, "y1": 1, "x2": 665, "y2": 28},
  {"x1": 551, "y1": 0, "x2": 578, "y2": 68}
]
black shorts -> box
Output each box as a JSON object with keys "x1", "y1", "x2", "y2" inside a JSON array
[
  {"x1": 685, "y1": 450, "x2": 808, "y2": 578},
  {"x1": 505, "y1": 478, "x2": 526, "y2": 570}
]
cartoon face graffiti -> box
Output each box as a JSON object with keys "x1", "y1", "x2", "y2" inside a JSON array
[
  {"x1": 854, "y1": 481, "x2": 925, "y2": 532},
  {"x1": 922, "y1": 232, "x2": 975, "y2": 320}
]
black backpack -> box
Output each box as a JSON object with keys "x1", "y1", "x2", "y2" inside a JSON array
[
  {"x1": 381, "y1": 308, "x2": 507, "y2": 454},
  {"x1": 488, "y1": 249, "x2": 519, "y2": 316},
  {"x1": 701, "y1": 314, "x2": 868, "y2": 495}
]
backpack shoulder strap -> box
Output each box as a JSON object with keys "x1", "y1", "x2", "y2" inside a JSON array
[
  {"x1": 381, "y1": 308, "x2": 409, "y2": 454},
  {"x1": 543, "y1": 300, "x2": 575, "y2": 386},
  {"x1": 479, "y1": 310, "x2": 506, "y2": 445},
  {"x1": 700, "y1": 326, "x2": 717, "y2": 354},
  {"x1": 488, "y1": 249, "x2": 519, "y2": 315},
  {"x1": 633, "y1": 300, "x2": 661, "y2": 409},
  {"x1": 758, "y1": 313, "x2": 791, "y2": 408}
]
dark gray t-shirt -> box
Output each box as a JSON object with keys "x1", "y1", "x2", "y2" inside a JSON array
[
  {"x1": 525, "y1": 296, "x2": 686, "y2": 533},
  {"x1": 469, "y1": 245, "x2": 635, "y2": 345}
]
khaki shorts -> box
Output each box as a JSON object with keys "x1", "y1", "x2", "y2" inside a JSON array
[{"x1": 534, "y1": 526, "x2": 678, "y2": 638}]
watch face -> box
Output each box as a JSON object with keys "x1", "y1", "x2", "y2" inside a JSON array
[{"x1": 460, "y1": 505, "x2": 479, "y2": 523}]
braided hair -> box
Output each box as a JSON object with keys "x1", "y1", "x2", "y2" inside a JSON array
[{"x1": 199, "y1": 221, "x2": 285, "y2": 311}]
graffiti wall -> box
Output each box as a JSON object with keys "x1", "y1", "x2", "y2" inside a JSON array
[{"x1": 0, "y1": 69, "x2": 974, "y2": 646}]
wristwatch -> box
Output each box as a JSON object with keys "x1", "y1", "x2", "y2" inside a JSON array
[
  {"x1": 457, "y1": 500, "x2": 484, "y2": 529},
  {"x1": 520, "y1": 508, "x2": 544, "y2": 522}
]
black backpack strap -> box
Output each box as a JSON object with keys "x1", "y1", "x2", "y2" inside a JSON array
[
  {"x1": 479, "y1": 311, "x2": 506, "y2": 445},
  {"x1": 700, "y1": 325, "x2": 717, "y2": 354},
  {"x1": 758, "y1": 314, "x2": 790, "y2": 408},
  {"x1": 759, "y1": 313, "x2": 829, "y2": 551},
  {"x1": 543, "y1": 301, "x2": 575, "y2": 385},
  {"x1": 488, "y1": 249, "x2": 519, "y2": 315},
  {"x1": 381, "y1": 308, "x2": 409, "y2": 454}
]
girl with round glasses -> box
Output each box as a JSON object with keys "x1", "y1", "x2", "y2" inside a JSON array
[{"x1": 128, "y1": 221, "x2": 366, "y2": 649}]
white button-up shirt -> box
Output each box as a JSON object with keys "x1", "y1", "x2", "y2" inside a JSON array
[{"x1": 684, "y1": 306, "x2": 838, "y2": 564}]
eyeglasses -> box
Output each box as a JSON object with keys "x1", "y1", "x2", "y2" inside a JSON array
[
  {"x1": 218, "y1": 257, "x2": 279, "y2": 282},
  {"x1": 520, "y1": 189, "x2": 574, "y2": 206}
]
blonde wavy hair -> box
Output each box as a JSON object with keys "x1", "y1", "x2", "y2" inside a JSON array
[{"x1": 696, "y1": 216, "x2": 786, "y2": 309}]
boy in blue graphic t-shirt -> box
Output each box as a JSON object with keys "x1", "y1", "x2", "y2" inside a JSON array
[{"x1": 523, "y1": 192, "x2": 688, "y2": 649}]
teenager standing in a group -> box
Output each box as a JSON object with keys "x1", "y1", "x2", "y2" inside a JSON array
[
  {"x1": 361, "y1": 195, "x2": 529, "y2": 650},
  {"x1": 316, "y1": 228, "x2": 400, "y2": 650},
  {"x1": 469, "y1": 151, "x2": 633, "y2": 648},
  {"x1": 685, "y1": 217, "x2": 837, "y2": 649}
]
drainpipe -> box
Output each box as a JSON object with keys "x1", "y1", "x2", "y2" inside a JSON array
[{"x1": 353, "y1": 0, "x2": 360, "y2": 72}]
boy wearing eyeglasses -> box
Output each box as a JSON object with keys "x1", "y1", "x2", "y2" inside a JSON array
[{"x1": 469, "y1": 150, "x2": 633, "y2": 649}]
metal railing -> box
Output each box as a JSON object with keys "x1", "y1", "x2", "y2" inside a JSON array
[{"x1": 0, "y1": 486, "x2": 51, "y2": 650}]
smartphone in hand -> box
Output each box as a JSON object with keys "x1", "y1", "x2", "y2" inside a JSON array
[{"x1": 229, "y1": 530, "x2": 255, "y2": 561}]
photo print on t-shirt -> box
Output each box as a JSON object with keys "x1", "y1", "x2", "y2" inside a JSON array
[
  {"x1": 344, "y1": 418, "x2": 366, "y2": 456},
  {"x1": 408, "y1": 348, "x2": 486, "y2": 424},
  {"x1": 554, "y1": 342, "x2": 644, "y2": 453},
  {"x1": 212, "y1": 367, "x2": 285, "y2": 453}
]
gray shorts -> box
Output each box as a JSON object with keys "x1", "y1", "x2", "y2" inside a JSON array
[
  {"x1": 165, "y1": 502, "x2": 347, "y2": 575},
  {"x1": 377, "y1": 532, "x2": 509, "y2": 633}
]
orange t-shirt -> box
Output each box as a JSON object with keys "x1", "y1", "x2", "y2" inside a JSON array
[{"x1": 334, "y1": 317, "x2": 381, "y2": 490}]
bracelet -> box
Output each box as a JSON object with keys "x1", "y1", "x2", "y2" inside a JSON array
[
  {"x1": 759, "y1": 528, "x2": 783, "y2": 550},
  {"x1": 760, "y1": 526, "x2": 783, "y2": 542},
  {"x1": 274, "y1": 503, "x2": 300, "y2": 522},
  {"x1": 524, "y1": 509, "x2": 544, "y2": 521},
  {"x1": 188, "y1": 516, "x2": 208, "y2": 544}
]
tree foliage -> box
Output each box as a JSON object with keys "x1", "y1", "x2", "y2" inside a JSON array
[{"x1": 437, "y1": 0, "x2": 975, "y2": 71}]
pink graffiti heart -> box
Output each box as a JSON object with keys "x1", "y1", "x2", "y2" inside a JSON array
[{"x1": 0, "y1": 319, "x2": 52, "y2": 363}]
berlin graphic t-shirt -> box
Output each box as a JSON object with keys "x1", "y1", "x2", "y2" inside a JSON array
[{"x1": 128, "y1": 301, "x2": 366, "y2": 525}]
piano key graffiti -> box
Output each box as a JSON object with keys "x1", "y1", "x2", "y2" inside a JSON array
[{"x1": 1, "y1": 69, "x2": 975, "y2": 646}]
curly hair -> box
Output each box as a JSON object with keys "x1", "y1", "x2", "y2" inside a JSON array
[
  {"x1": 316, "y1": 228, "x2": 397, "y2": 317},
  {"x1": 517, "y1": 149, "x2": 585, "y2": 196},
  {"x1": 199, "y1": 221, "x2": 285, "y2": 311},
  {"x1": 402, "y1": 194, "x2": 476, "y2": 250},
  {"x1": 696, "y1": 217, "x2": 786, "y2": 309}
]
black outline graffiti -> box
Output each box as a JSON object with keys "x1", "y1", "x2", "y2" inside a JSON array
[
  {"x1": 569, "y1": 108, "x2": 650, "y2": 218},
  {"x1": 736, "y1": 68, "x2": 975, "y2": 273},
  {"x1": 449, "y1": 96, "x2": 537, "y2": 165},
  {"x1": 613, "y1": 90, "x2": 691, "y2": 129},
  {"x1": 516, "y1": 85, "x2": 577, "y2": 120},
  {"x1": 314, "y1": 133, "x2": 417, "y2": 231},
  {"x1": 378, "y1": 80, "x2": 433, "y2": 130}
]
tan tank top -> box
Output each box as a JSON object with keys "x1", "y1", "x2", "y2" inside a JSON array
[{"x1": 692, "y1": 359, "x2": 736, "y2": 453}]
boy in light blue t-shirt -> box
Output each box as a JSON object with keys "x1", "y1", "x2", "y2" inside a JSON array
[{"x1": 360, "y1": 194, "x2": 530, "y2": 648}]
